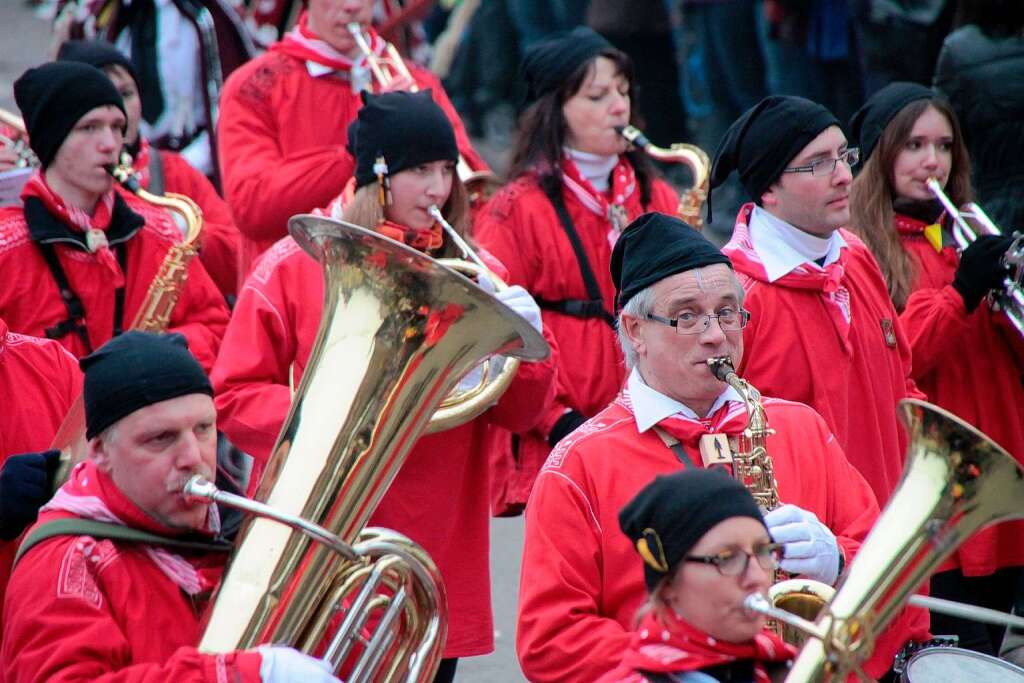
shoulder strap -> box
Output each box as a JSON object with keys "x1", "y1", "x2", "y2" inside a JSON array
[
  {"x1": 37, "y1": 243, "x2": 93, "y2": 353},
  {"x1": 652, "y1": 426, "x2": 698, "y2": 469},
  {"x1": 14, "y1": 518, "x2": 231, "y2": 567},
  {"x1": 147, "y1": 148, "x2": 166, "y2": 196},
  {"x1": 543, "y1": 189, "x2": 616, "y2": 329}
]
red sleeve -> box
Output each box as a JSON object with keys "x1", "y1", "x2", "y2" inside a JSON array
[
  {"x1": 160, "y1": 152, "x2": 241, "y2": 299},
  {"x1": 217, "y1": 72, "x2": 356, "y2": 246},
  {"x1": 517, "y1": 470, "x2": 633, "y2": 682},
  {"x1": 814, "y1": 416, "x2": 878, "y2": 563},
  {"x1": 486, "y1": 325, "x2": 559, "y2": 434},
  {"x1": 647, "y1": 177, "x2": 682, "y2": 216},
  {"x1": 412, "y1": 68, "x2": 488, "y2": 173},
  {"x1": 210, "y1": 258, "x2": 297, "y2": 469},
  {"x1": 899, "y1": 284, "x2": 970, "y2": 380},
  {"x1": 165, "y1": 253, "x2": 230, "y2": 374}
]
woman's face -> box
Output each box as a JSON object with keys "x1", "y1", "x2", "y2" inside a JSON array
[
  {"x1": 663, "y1": 517, "x2": 773, "y2": 643},
  {"x1": 891, "y1": 105, "x2": 954, "y2": 202},
  {"x1": 562, "y1": 56, "x2": 630, "y2": 157},
  {"x1": 384, "y1": 159, "x2": 455, "y2": 232}
]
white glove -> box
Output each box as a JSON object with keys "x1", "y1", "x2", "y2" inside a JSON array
[
  {"x1": 764, "y1": 504, "x2": 840, "y2": 586},
  {"x1": 496, "y1": 285, "x2": 543, "y2": 333},
  {"x1": 474, "y1": 272, "x2": 498, "y2": 295},
  {"x1": 258, "y1": 646, "x2": 341, "y2": 683}
]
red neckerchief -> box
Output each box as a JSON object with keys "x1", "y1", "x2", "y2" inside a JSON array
[
  {"x1": 560, "y1": 154, "x2": 638, "y2": 246},
  {"x1": 314, "y1": 178, "x2": 444, "y2": 251},
  {"x1": 618, "y1": 608, "x2": 795, "y2": 679},
  {"x1": 724, "y1": 203, "x2": 852, "y2": 349},
  {"x1": 618, "y1": 389, "x2": 749, "y2": 455},
  {"x1": 21, "y1": 170, "x2": 125, "y2": 288},
  {"x1": 130, "y1": 139, "x2": 153, "y2": 188},
  {"x1": 271, "y1": 11, "x2": 385, "y2": 74}
]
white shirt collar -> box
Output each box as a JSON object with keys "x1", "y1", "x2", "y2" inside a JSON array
[
  {"x1": 628, "y1": 367, "x2": 744, "y2": 433},
  {"x1": 748, "y1": 206, "x2": 847, "y2": 282},
  {"x1": 565, "y1": 147, "x2": 618, "y2": 193}
]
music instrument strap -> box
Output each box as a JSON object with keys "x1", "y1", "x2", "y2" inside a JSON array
[
  {"x1": 535, "y1": 188, "x2": 616, "y2": 329},
  {"x1": 652, "y1": 426, "x2": 698, "y2": 468}
]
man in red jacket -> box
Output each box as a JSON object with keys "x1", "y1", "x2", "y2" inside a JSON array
[
  {"x1": 217, "y1": 0, "x2": 487, "y2": 279},
  {"x1": 516, "y1": 213, "x2": 928, "y2": 682},
  {"x1": 711, "y1": 95, "x2": 922, "y2": 504},
  {"x1": 0, "y1": 62, "x2": 228, "y2": 371},
  {"x1": 55, "y1": 39, "x2": 242, "y2": 301},
  {"x1": 2, "y1": 331, "x2": 338, "y2": 683}
]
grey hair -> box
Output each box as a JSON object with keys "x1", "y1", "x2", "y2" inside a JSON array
[{"x1": 616, "y1": 270, "x2": 747, "y2": 370}]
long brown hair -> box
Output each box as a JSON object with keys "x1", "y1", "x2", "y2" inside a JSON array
[
  {"x1": 507, "y1": 48, "x2": 659, "y2": 207},
  {"x1": 341, "y1": 173, "x2": 472, "y2": 259},
  {"x1": 849, "y1": 99, "x2": 972, "y2": 310}
]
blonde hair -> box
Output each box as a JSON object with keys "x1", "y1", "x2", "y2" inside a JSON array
[{"x1": 341, "y1": 175, "x2": 473, "y2": 258}]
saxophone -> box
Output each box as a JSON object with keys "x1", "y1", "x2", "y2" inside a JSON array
[
  {"x1": 706, "y1": 357, "x2": 833, "y2": 645},
  {"x1": 618, "y1": 125, "x2": 710, "y2": 230}
]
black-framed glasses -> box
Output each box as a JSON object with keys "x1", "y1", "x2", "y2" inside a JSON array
[
  {"x1": 684, "y1": 542, "x2": 783, "y2": 577},
  {"x1": 646, "y1": 309, "x2": 750, "y2": 335},
  {"x1": 783, "y1": 147, "x2": 860, "y2": 177}
]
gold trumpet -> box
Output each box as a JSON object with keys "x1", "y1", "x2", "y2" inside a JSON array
[
  {"x1": 346, "y1": 22, "x2": 502, "y2": 205},
  {"x1": 927, "y1": 177, "x2": 1024, "y2": 338},
  {"x1": 190, "y1": 215, "x2": 549, "y2": 681},
  {"x1": 618, "y1": 125, "x2": 710, "y2": 230},
  {"x1": 0, "y1": 107, "x2": 39, "y2": 169}
]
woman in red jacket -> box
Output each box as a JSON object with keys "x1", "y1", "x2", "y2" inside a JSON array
[
  {"x1": 849, "y1": 81, "x2": 1024, "y2": 655},
  {"x1": 599, "y1": 468, "x2": 795, "y2": 682},
  {"x1": 475, "y1": 27, "x2": 680, "y2": 513},
  {"x1": 212, "y1": 90, "x2": 556, "y2": 683}
]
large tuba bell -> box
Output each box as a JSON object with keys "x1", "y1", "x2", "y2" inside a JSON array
[
  {"x1": 618, "y1": 125, "x2": 710, "y2": 230},
  {"x1": 760, "y1": 399, "x2": 1024, "y2": 681},
  {"x1": 192, "y1": 215, "x2": 549, "y2": 681}
]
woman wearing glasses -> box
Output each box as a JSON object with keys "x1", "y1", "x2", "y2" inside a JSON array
[
  {"x1": 598, "y1": 469, "x2": 795, "y2": 683},
  {"x1": 848, "y1": 82, "x2": 1024, "y2": 656}
]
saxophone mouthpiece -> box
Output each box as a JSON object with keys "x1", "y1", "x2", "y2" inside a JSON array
[{"x1": 706, "y1": 356, "x2": 735, "y2": 381}]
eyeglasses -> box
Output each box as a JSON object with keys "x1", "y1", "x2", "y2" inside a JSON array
[
  {"x1": 646, "y1": 308, "x2": 750, "y2": 335},
  {"x1": 783, "y1": 148, "x2": 860, "y2": 177},
  {"x1": 684, "y1": 542, "x2": 783, "y2": 577}
]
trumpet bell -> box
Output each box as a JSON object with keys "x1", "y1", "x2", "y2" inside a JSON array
[{"x1": 770, "y1": 578, "x2": 835, "y2": 647}]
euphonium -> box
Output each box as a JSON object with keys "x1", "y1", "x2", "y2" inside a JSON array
[
  {"x1": 192, "y1": 215, "x2": 549, "y2": 681},
  {"x1": 927, "y1": 177, "x2": 1024, "y2": 338},
  {"x1": 748, "y1": 399, "x2": 1024, "y2": 681},
  {"x1": 618, "y1": 125, "x2": 710, "y2": 230},
  {"x1": 0, "y1": 107, "x2": 39, "y2": 169},
  {"x1": 346, "y1": 22, "x2": 502, "y2": 204},
  {"x1": 706, "y1": 357, "x2": 834, "y2": 646}
]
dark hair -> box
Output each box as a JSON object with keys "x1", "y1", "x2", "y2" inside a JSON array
[
  {"x1": 850, "y1": 98, "x2": 973, "y2": 310},
  {"x1": 960, "y1": 0, "x2": 1024, "y2": 35},
  {"x1": 507, "y1": 48, "x2": 659, "y2": 206}
]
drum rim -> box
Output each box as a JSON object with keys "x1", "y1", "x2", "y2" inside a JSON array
[{"x1": 906, "y1": 646, "x2": 1024, "y2": 675}]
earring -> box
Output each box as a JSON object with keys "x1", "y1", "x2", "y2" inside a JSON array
[{"x1": 374, "y1": 154, "x2": 392, "y2": 207}]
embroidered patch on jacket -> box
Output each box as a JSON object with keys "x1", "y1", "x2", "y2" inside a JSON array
[
  {"x1": 57, "y1": 537, "x2": 116, "y2": 609},
  {"x1": 880, "y1": 318, "x2": 897, "y2": 347}
]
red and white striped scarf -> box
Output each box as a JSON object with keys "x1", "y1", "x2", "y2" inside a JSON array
[
  {"x1": 41, "y1": 461, "x2": 221, "y2": 596},
  {"x1": 561, "y1": 154, "x2": 638, "y2": 247}
]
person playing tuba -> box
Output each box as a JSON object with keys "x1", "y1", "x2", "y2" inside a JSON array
[
  {"x1": 211, "y1": 90, "x2": 557, "y2": 683},
  {"x1": 515, "y1": 212, "x2": 928, "y2": 682}
]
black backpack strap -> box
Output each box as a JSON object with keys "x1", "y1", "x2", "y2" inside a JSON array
[
  {"x1": 112, "y1": 243, "x2": 128, "y2": 337},
  {"x1": 14, "y1": 518, "x2": 231, "y2": 567},
  {"x1": 543, "y1": 189, "x2": 616, "y2": 329},
  {"x1": 147, "y1": 148, "x2": 166, "y2": 196},
  {"x1": 37, "y1": 243, "x2": 93, "y2": 353}
]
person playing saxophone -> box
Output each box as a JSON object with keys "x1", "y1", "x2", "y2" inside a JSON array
[{"x1": 516, "y1": 212, "x2": 929, "y2": 682}]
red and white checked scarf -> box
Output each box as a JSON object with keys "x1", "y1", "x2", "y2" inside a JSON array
[
  {"x1": 561, "y1": 154, "x2": 637, "y2": 247},
  {"x1": 41, "y1": 461, "x2": 221, "y2": 596},
  {"x1": 272, "y1": 10, "x2": 386, "y2": 75}
]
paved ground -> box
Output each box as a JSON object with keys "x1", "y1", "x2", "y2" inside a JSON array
[{"x1": 0, "y1": 5, "x2": 527, "y2": 680}]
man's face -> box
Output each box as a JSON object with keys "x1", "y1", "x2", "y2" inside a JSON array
[
  {"x1": 104, "y1": 65, "x2": 142, "y2": 148},
  {"x1": 622, "y1": 264, "x2": 744, "y2": 412},
  {"x1": 45, "y1": 104, "x2": 124, "y2": 209},
  {"x1": 90, "y1": 393, "x2": 217, "y2": 531},
  {"x1": 306, "y1": 0, "x2": 374, "y2": 56},
  {"x1": 761, "y1": 125, "x2": 853, "y2": 237}
]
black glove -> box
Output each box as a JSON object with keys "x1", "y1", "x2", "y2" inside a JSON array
[
  {"x1": 952, "y1": 235, "x2": 1013, "y2": 312},
  {"x1": 0, "y1": 449, "x2": 61, "y2": 541},
  {"x1": 548, "y1": 410, "x2": 588, "y2": 447}
]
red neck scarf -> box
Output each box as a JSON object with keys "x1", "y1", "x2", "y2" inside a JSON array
[
  {"x1": 272, "y1": 11, "x2": 385, "y2": 74},
  {"x1": 21, "y1": 170, "x2": 125, "y2": 288},
  {"x1": 618, "y1": 609, "x2": 795, "y2": 680},
  {"x1": 314, "y1": 178, "x2": 444, "y2": 252},
  {"x1": 560, "y1": 154, "x2": 639, "y2": 247},
  {"x1": 618, "y1": 389, "x2": 749, "y2": 456}
]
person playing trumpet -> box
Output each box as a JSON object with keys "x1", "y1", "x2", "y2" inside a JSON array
[
  {"x1": 848, "y1": 82, "x2": 1024, "y2": 655},
  {"x1": 515, "y1": 212, "x2": 928, "y2": 682},
  {"x1": 212, "y1": 90, "x2": 557, "y2": 683},
  {"x1": 216, "y1": 0, "x2": 488, "y2": 281}
]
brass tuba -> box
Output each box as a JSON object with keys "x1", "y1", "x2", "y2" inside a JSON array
[
  {"x1": 749, "y1": 399, "x2": 1024, "y2": 681},
  {"x1": 191, "y1": 215, "x2": 549, "y2": 681},
  {"x1": 618, "y1": 125, "x2": 710, "y2": 230}
]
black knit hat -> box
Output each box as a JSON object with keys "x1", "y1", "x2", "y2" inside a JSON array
[
  {"x1": 81, "y1": 331, "x2": 213, "y2": 440},
  {"x1": 611, "y1": 212, "x2": 732, "y2": 309},
  {"x1": 711, "y1": 96, "x2": 839, "y2": 210},
  {"x1": 849, "y1": 82, "x2": 936, "y2": 163},
  {"x1": 13, "y1": 62, "x2": 125, "y2": 169},
  {"x1": 57, "y1": 39, "x2": 139, "y2": 90},
  {"x1": 620, "y1": 469, "x2": 767, "y2": 591},
  {"x1": 520, "y1": 26, "x2": 614, "y2": 106},
  {"x1": 348, "y1": 90, "x2": 458, "y2": 189}
]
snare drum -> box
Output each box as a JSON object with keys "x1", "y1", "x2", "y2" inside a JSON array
[{"x1": 901, "y1": 647, "x2": 1024, "y2": 681}]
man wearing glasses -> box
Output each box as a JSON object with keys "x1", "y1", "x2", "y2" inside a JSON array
[
  {"x1": 711, "y1": 95, "x2": 922, "y2": 506},
  {"x1": 515, "y1": 213, "x2": 927, "y2": 683}
]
